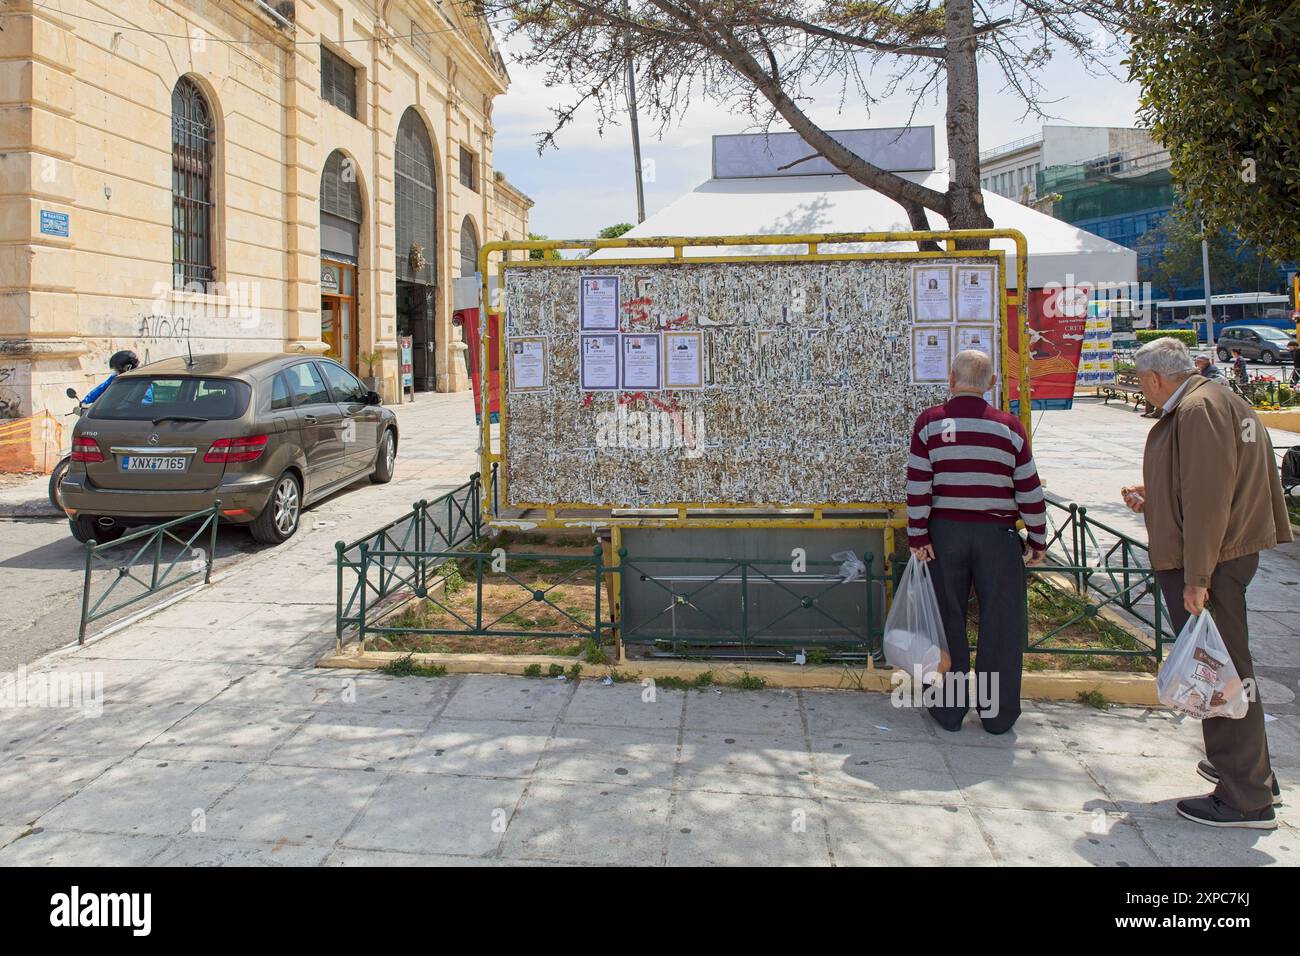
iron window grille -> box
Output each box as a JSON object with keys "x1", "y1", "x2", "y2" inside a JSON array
[
  {"x1": 459, "y1": 146, "x2": 477, "y2": 192},
  {"x1": 460, "y1": 217, "x2": 478, "y2": 278},
  {"x1": 172, "y1": 77, "x2": 215, "y2": 290},
  {"x1": 395, "y1": 110, "x2": 437, "y2": 285},
  {"x1": 321, "y1": 45, "x2": 358, "y2": 118}
]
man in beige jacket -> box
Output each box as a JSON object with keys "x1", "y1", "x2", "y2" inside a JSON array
[{"x1": 1121, "y1": 338, "x2": 1292, "y2": 829}]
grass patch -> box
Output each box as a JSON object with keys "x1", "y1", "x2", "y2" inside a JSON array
[
  {"x1": 523, "y1": 663, "x2": 542, "y2": 678},
  {"x1": 370, "y1": 530, "x2": 607, "y2": 658},
  {"x1": 968, "y1": 576, "x2": 1157, "y2": 674},
  {"x1": 1077, "y1": 689, "x2": 1109, "y2": 710},
  {"x1": 731, "y1": 672, "x2": 766, "y2": 690},
  {"x1": 380, "y1": 654, "x2": 447, "y2": 678}
]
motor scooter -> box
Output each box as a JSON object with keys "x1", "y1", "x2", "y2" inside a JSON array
[{"x1": 47, "y1": 387, "x2": 85, "y2": 513}]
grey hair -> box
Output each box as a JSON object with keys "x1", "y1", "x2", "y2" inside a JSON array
[
  {"x1": 952, "y1": 349, "x2": 994, "y2": 390},
  {"x1": 1135, "y1": 337, "x2": 1196, "y2": 377}
]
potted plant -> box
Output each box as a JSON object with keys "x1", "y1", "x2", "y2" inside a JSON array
[{"x1": 359, "y1": 350, "x2": 382, "y2": 391}]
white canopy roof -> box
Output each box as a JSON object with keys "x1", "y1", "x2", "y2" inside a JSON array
[{"x1": 589, "y1": 171, "x2": 1137, "y2": 290}]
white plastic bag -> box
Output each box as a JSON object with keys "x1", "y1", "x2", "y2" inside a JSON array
[
  {"x1": 1157, "y1": 611, "x2": 1249, "y2": 720},
  {"x1": 831, "y1": 550, "x2": 866, "y2": 583},
  {"x1": 883, "y1": 556, "x2": 950, "y2": 684}
]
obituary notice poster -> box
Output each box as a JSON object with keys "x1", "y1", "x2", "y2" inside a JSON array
[
  {"x1": 911, "y1": 327, "x2": 951, "y2": 383},
  {"x1": 579, "y1": 333, "x2": 619, "y2": 390},
  {"x1": 912, "y1": 266, "x2": 954, "y2": 323},
  {"x1": 508, "y1": 336, "x2": 548, "y2": 391},
  {"x1": 956, "y1": 266, "x2": 997, "y2": 323},
  {"x1": 579, "y1": 275, "x2": 619, "y2": 330},
  {"x1": 620, "y1": 333, "x2": 661, "y2": 390},
  {"x1": 663, "y1": 331, "x2": 703, "y2": 389}
]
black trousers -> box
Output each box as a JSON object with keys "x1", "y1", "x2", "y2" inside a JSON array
[
  {"x1": 1157, "y1": 553, "x2": 1274, "y2": 812},
  {"x1": 924, "y1": 518, "x2": 1026, "y2": 733}
]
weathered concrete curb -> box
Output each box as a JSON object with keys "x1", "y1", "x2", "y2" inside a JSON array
[
  {"x1": 1258, "y1": 408, "x2": 1300, "y2": 432},
  {"x1": 318, "y1": 645, "x2": 1160, "y2": 706}
]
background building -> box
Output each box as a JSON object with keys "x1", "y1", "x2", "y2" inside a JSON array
[
  {"x1": 983, "y1": 124, "x2": 1293, "y2": 308},
  {"x1": 979, "y1": 125, "x2": 1164, "y2": 208},
  {"x1": 0, "y1": 0, "x2": 530, "y2": 471}
]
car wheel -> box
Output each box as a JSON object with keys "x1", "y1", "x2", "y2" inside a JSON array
[
  {"x1": 48, "y1": 457, "x2": 70, "y2": 513},
  {"x1": 370, "y1": 428, "x2": 396, "y2": 484},
  {"x1": 70, "y1": 514, "x2": 124, "y2": 544},
  {"x1": 1216, "y1": 348, "x2": 1231, "y2": 361},
  {"x1": 1260, "y1": 350, "x2": 1277, "y2": 365},
  {"x1": 250, "y1": 472, "x2": 302, "y2": 544}
]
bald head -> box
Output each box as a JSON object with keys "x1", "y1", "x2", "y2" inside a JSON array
[{"x1": 950, "y1": 349, "x2": 994, "y2": 394}]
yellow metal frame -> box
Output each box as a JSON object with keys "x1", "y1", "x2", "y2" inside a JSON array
[{"x1": 477, "y1": 230, "x2": 1030, "y2": 533}]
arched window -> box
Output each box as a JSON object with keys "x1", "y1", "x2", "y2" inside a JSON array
[
  {"x1": 395, "y1": 109, "x2": 437, "y2": 285},
  {"x1": 172, "y1": 77, "x2": 215, "y2": 289},
  {"x1": 459, "y1": 217, "x2": 479, "y2": 278}
]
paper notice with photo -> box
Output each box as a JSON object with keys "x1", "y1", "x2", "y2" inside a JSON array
[
  {"x1": 912, "y1": 327, "x2": 951, "y2": 383},
  {"x1": 913, "y1": 266, "x2": 953, "y2": 323},
  {"x1": 956, "y1": 266, "x2": 996, "y2": 322},
  {"x1": 509, "y1": 336, "x2": 548, "y2": 391},
  {"x1": 956, "y1": 325, "x2": 994, "y2": 358},
  {"x1": 663, "y1": 331, "x2": 703, "y2": 389},
  {"x1": 621, "y1": 333, "x2": 661, "y2": 390},
  {"x1": 580, "y1": 333, "x2": 619, "y2": 390},
  {"x1": 580, "y1": 275, "x2": 619, "y2": 330}
]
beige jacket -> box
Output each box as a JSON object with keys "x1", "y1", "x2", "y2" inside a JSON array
[{"x1": 1142, "y1": 375, "x2": 1293, "y2": 587}]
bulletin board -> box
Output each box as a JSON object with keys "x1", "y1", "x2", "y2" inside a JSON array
[{"x1": 481, "y1": 233, "x2": 1028, "y2": 518}]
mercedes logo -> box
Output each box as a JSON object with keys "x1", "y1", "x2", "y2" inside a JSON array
[{"x1": 148, "y1": 434, "x2": 159, "y2": 446}]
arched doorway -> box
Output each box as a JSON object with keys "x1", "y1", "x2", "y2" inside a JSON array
[
  {"x1": 395, "y1": 108, "x2": 438, "y2": 391},
  {"x1": 320, "y1": 149, "x2": 364, "y2": 372}
]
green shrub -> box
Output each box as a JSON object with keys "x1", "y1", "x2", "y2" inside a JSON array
[{"x1": 1135, "y1": 329, "x2": 1198, "y2": 347}]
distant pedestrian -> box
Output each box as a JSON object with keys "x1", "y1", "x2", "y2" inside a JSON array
[
  {"x1": 1288, "y1": 339, "x2": 1298, "y2": 385},
  {"x1": 1232, "y1": 349, "x2": 1249, "y2": 386},
  {"x1": 1121, "y1": 338, "x2": 1292, "y2": 829},
  {"x1": 1194, "y1": 355, "x2": 1223, "y2": 381},
  {"x1": 906, "y1": 350, "x2": 1047, "y2": 735}
]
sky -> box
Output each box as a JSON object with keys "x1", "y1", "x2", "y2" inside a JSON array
[{"x1": 489, "y1": 29, "x2": 1143, "y2": 239}]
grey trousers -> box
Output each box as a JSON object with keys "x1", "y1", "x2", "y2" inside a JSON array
[
  {"x1": 1157, "y1": 553, "x2": 1274, "y2": 812},
  {"x1": 924, "y1": 518, "x2": 1026, "y2": 733}
]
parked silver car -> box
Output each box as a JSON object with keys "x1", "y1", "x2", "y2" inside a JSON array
[{"x1": 60, "y1": 353, "x2": 399, "y2": 545}]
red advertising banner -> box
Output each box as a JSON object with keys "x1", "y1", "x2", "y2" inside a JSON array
[
  {"x1": 1005, "y1": 286, "x2": 1088, "y2": 412},
  {"x1": 459, "y1": 307, "x2": 501, "y2": 424}
]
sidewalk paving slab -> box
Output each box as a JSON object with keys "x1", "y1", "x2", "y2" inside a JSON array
[{"x1": 3, "y1": 392, "x2": 1297, "y2": 867}]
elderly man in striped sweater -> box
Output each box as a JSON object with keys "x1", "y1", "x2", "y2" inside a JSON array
[{"x1": 906, "y1": 349, "x2": 1048, "y2": 734}]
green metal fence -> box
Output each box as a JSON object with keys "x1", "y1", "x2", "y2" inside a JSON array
[
  {"x1": 354, "y1": 547, "x2": 608, "y2": 650},
  {"x1": 618, "y1": 551, "x2": 884, "y2": 660},
  {"x1": 335, "y1": 474, "x2": 481, "y2": 646},
  {"x1": 78, "y1": 502, "x2": 221, "y2": 643},
  {"x1": 1038, "y1": 497, "x2": 1172, "y2": 657},
  {"x1": 334, "y1": 477, "x2": 1173, "y2": 664}
]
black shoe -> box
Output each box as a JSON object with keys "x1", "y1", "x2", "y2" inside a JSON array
[
  {"x1": 923, "y1": 707, "x2": 965, "y2": 733},
  {"x1": 1197, "y1": 760, "x2": 1282, "y2": 807},
  {"x1": 1176, "y1": 794, "x2": 1277, "y2": 830}
]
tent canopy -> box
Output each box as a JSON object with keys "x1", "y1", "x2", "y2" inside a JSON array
[{"x1": 589, "y1": 170, "x2": 1137, "y2": 290}]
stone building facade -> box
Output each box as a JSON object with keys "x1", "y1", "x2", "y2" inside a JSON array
[{"x1": 0, "y1": 0, "x2": 531, "y2": 471}]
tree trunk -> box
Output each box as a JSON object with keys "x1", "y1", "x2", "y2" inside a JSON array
[{"x1": 943, "y1": 0, "x2": 994, "y2": 247}]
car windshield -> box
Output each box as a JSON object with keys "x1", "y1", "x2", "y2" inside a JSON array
[{"x1": 90, "y1": 376, "x2": 251, "y2": 421}]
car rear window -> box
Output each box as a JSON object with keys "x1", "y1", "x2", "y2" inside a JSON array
[{"x1": 90, "y1": 376, "x2": 251, "y2": 421}]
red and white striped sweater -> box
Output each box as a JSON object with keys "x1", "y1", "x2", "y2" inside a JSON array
[{"x1": 906, "y1": 395, "x2": 1047, "y2": 551}]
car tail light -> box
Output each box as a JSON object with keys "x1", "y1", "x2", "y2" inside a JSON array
[
  {"x1": 70, "y1": 436, "x2": 104, "y2": 463},
  {"x1": 204, "y1": 435, "x2": 268, "y2": 464}
]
